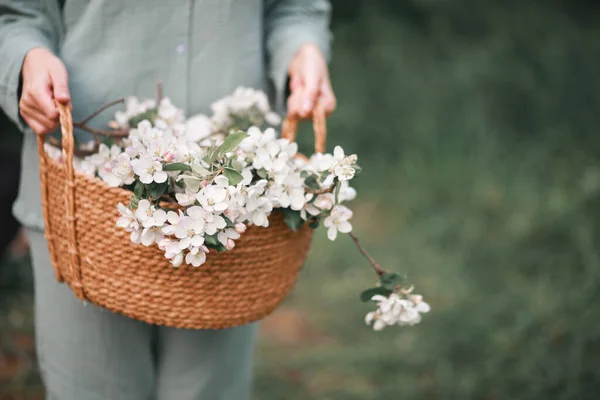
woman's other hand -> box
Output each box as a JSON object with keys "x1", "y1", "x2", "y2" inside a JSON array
[
  {"x1": 287, "y1": 43, "x2": 336, "y2": 118},
  {"x1": 19, "y1": 47, "x2": 70, "y2": 135}
]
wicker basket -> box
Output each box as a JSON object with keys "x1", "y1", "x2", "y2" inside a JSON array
[{"x1": 36, "y1": 102, "x2": 327, "y2": 329}]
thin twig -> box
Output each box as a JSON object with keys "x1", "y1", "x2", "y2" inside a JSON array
[
  {"x1": 76, "y1": 98, "x2": 125, "y2": 125},
  {"x1": 348, "y1": 232, "x2": 388, "y2": 277},
  {"x1": 307, "y1": 186, "x2": 335, "y2": 195},
  {"x1": 157, "y1": 81, "x2": 163, "y2": 104},
  {"x1": 72, "y1": 123, "x2": 129, "y2": 137},
  {"x1": 160, "y1": 194, "x2": 177, "y2": 204}
]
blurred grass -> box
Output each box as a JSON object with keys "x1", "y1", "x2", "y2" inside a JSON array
[
  {"x1": 255, "y1": 1, "x2": 600, "y2": 399},
  {"x1": 3, "y1": 1, "x2": 600, "y2": 399}
]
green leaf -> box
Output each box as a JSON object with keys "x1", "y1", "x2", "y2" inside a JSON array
[
  {"x1": 163, "y1": 163, "x2": 192, "y2": 172},
  {"x1": 205, "y1": 242, "x2": 227, "y2": 252},
  {"x1": 133, "y1": 181, "x2": 145, "y2": 198},
  {"x1": 284, "y1": 208, "x2": 304, "y2": 232},
  {"x1": 231, "y1": 160, "x2": 244, "y2": 173},
  {"x1": 128, "y1": 108, "x2": 158, "y2": 127},
  {"x1": 360, "y1": 287, "x2": 392, "y2": 302},
  {"x1": 101, "y1": 136, "x2": 115, "y2": 147},
  {"x1": 223, "y1": 167, "x2": 244, "y2": 186},
  {"x1": 380, "y1": 272, "x2": 403, "y2": 290},
  {"x1": 223, "y1": 215, "x2": 235, "y2": 228},
  {"x1": 257, "y1": 168, "x2": 268, "y2": 179},
  {"x1": 217, "y1": 131, "x2": 248, "y2": 156},
  {"x1": 145, "y1": 181, "x2": 168, "y2": 200},
  {"x1": 178, "y1": 175, "x2": 202, "y2": 192},
  {"x1": 129, "y1": 196, "x2": 139, "y2": 209},
  {"x1": 300, "y1": 170, "x2": 310, "y2": 179},
  {"x1": 191, "y1": 162, "x2": 211, "y2": 176},
  {"x1": 304, "y1": 175, "x2": 320, "y2": 190},
  {"x1": 205, "y1": 233, "x2": 219, "y2": 246},
  {"x1": 334, "y1": 180, "x2": 341, "y2": 203}
]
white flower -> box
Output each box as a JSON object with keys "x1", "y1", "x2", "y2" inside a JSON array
[
  {"x1": 267, "y1": 174, "x2": 305, "y2": 210},
  {"x1": 217, "y1": 228, "x2": 240, "y2": 248},
  {"x1": 140, "y1": 226, "x2": 164, "y2": 246},
  {"x1": 175, "y1": 191, "x2": 197, "y2": 207},
  {"x1": 135, "y1": 200, "x2": 167, "y2": 228},
  {"x1": 195, "y1": 176, "x2": 229, "y2": 212},
  {"x1": 186, "y1": 114, "x2": 213, "y2": 142},
  {"x1": 158, "y1": 238, "x2": 185, "y2": 267},
  {"x1": 323, "y1": 205, "x2": 353, "y2": 240},
  {"x1": 187, "y1": 206, "x2": 226, "y2": 235},
  {"x1": 300, "y1": 194, "x2": 322, "y2": 220},
  {"x1": 313, "y1": 193, "x2": 334, "y2": 211},
  {"x1": 185, "y1": 245, "x2": 210, "y2": 267},
  {"x1": 165, "y1": 208, "x2": 206, "y2": 250},
  {"x1": 334, "y1": 164, "x2": 356, "y2": 181},
  {"x1": 365, "y1": 293, "x2": 430, "y2": 331},
  {"x1": 112, "y1": 153, "x2": 135, "y2": 185},
  {"x1": 131, "y1": 155, "x2": 168, "y2": 184}
]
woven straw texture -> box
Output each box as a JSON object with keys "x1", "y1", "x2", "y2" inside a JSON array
[{"x1": 36, "y1": 102, "x2": 325, "y2": 329}]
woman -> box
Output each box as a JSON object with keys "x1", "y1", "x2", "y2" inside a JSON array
[{"x1": 0, "y1": 1, "x2": 335, "y2": 399}]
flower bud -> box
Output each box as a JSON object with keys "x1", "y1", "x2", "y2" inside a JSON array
[
  {"x1": 225, "y1": 238, "x2": 236, "y2": 250},
  {"x1": 163, "y1": 151, "x2": 175, "y2": 162},
  {"x1": 234, "y1": 223, "x2": 246, "y2": 234},
  {"x1": 171, "y1": 252, "x2": 184, "y2": 267},
  {"x1": 201, "y1": 179, "x2": 209, "y2": 188},
  {"x1": 200, "y1": 245, "x2": 210, "y2": 254}
]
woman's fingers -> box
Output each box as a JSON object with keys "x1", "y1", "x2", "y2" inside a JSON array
[
  {"x1": 319, "y1": 78, "x2": 337, "y2": 116},
  {"x1": 20, "y1": 103, "x2": 59, "y2": 135}
]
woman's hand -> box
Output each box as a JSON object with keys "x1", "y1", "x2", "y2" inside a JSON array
[
  {"x1": 287, "y1": 43, "x2": 336, "y2": 119},
  {"x1": 19, "y1": 47, "x2": 71, "y2": 135}
]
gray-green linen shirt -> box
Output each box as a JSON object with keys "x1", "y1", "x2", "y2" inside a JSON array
[{"x1": 0, "y1": 0, "x2": 331, "y2": 231}]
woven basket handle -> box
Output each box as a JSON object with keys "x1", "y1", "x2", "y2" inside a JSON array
[
  {"x1": 280, "y1": 103, "x2": 327, "y2": 154},
  {"x1": 36, "y1": 101, "x2": 81, "y2": 292}
]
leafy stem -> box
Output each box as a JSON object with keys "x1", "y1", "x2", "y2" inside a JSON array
[{"x1": 348, "y1": 232, "x2": 388, "y2": 277}]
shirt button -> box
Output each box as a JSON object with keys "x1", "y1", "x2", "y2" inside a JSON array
[{"x1": 175, "y1": 43, "x2": 186, "y2": 55}]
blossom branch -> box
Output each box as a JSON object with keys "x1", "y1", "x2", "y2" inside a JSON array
[
  {"x1": 307, "y1": 186, "x2": 334, "y2": 195},
  {"x1": 348, "y1": 232, "x2": 388, "y2": 277},
  {"x1": 76, "y1": 98, "x2": 125, "y2": 125}
]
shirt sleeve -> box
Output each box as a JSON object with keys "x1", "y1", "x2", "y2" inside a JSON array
[
  {"x1": 0, "y1": 0, "x2": 62, "y2": 131},
  {"x1": 264, "y1": 0, "x2": 332, "y2": 112}
]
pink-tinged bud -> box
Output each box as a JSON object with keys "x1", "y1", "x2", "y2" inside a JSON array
[
  {"x1": 225, "y1": 238, "x2": 236, "y2": 250},
  {"x1": 103, "y1": 162, "x2": 112, "y2": 173},
  {"x1": 172, "y1": 252, "x2": 184, "y2": 267},
  {"x1": 200, "y1": 245, "x2": 210, "y2": 254},
  {"x1": 201, "y1": 179, "x2": 209, "y2": 188},
  {"x1": 163, "y1": 152, "x2": 175, "y2": 162},
  {"x1": 234, "y1": 223, "x2": 246, "y2": 234}
]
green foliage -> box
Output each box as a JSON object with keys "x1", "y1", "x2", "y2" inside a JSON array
[
  {"x1": 128, "y1": 108, "x2": 158, "y2": 127},
  {"x1": 283, "y1": 209, "x2": 304, "y2": 232},
  {"x1": 359, "y1": 286, "x2": 391, "y2": 302},
  {"x1": 223, "y1": 167, "x2": 244, "y2": 186},
  {"x1": 163, "y1": 163, "x2": 192, "y2": 172},
  {"x1": 217, "y1": 131, "x2": 248, "y2": 157},
  {"x1": 145, "y1": 181, "x2": 168, "y2": 200}
]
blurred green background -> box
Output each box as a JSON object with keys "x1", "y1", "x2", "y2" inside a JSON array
[{"x1": 2, "y1": 0, "x2": 600, "y2": 398}]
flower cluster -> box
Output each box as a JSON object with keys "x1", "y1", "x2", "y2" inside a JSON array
[
  {"x1": 44, "y1": 86, "x2": 430, "y2": 331},
  {"x1": 45, "y1": 89, "x2": 359, "y2": 268},
  {"x1": 365, "y1": 293, "x2": 430, "y2": 331}
]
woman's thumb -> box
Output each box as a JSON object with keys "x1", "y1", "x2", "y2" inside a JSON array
[{"x1": 48, "y1": 62, "x2": 70, "y2": 103}]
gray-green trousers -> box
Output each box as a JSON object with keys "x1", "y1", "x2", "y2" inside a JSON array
[{"x1": 27, "y1": 230, "x2": 258, "y2": 400}]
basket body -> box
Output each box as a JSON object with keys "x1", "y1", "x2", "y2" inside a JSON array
[{"x1": 39, "y1": 155, "x2": 313, "y2": 329}]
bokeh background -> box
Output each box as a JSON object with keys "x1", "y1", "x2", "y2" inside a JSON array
[{"x1": 2, "y1": 0, "x2": 600, "y2": 398}]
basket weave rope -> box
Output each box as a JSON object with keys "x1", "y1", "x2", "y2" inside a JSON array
[{"x1": 36, "y1": 102, "x2": 327, "y2": 329}]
